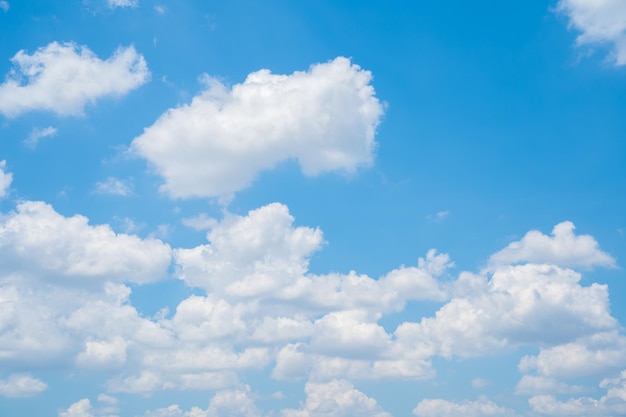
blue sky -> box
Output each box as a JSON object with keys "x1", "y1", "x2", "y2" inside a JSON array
[{"x1": 1, "y1": 0, "x2": 625, "y2": 416}]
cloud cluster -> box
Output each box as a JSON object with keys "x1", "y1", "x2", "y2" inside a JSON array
[
  {"x1": 0, "y1": 42, "x2": 149, "y2": 117},
  {"x1": 0, "y1": 175, "x2": 621, "y2": 415},
  {"x1": 413, "y1": 397, "x2": 518, "y2": 417},
  {"x1": 131, "y1": 57, "x2": 384, "y2": 199},
  {"x1": 557, "y1": 0, "x2": 626, "y2": 65}
]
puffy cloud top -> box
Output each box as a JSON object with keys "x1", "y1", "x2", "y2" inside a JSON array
[
  {"x1": 0, "y1": 42, "x2": 149, "y2": 117},
  {"x1": 0, "y1": 201, "x2": 171, "y2": 283},
  {"x1": 489, "y1": 221, "x2": 615, "y2": 269},
  {"x1": 132, "y1": 57, "x2": 384, "y2": 199}
]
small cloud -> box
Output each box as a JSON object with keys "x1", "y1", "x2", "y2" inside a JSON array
[
  {"x1": 149, "y1": 224, "x2": 171, "y2": 240},
  {"x1": 0, "y1": 160, "x2": 13, "y2": 198},
  {"x1": 472, "y1": 378, "x2": 489, "y2": 388},
  {"x1": 94, "y1": 177, "x2": 133, "y2": 196},
  {"x1": 271, "y1": 391, "x2": 286, "y2": 399},
  {"x1": 181, "y1": 213, "x2": 217, "y2": 231},
  {"x1": 24, "y1": 126, "x2": 57, "y2": 149},
  {"x1": 427, "y1": 210, "x2": 450, "y2": 222},
  {"x1": 107, "y1": 0, "x2": 138, "y2": 8},
  {"x1": 0, "y1": 1, "x2": 9, "y2": 13},
  {"x1": 0, "y1": 374, "x2": 47, "y2": 398},
  {"x1": 154, "y1": 4, "x2": 166, "y2": 14}
]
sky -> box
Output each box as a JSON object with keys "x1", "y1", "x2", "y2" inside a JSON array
[{"x1": 0, "y1": 0, "x2": 626, "y2": 416}]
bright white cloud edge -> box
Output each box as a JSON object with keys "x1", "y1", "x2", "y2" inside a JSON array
[
  {"x1": 0, "y1": 41, "x2": 149, "y2": 117},
  {"x1": 131, "y1": 57, "x2": 384, "y2": 199}
]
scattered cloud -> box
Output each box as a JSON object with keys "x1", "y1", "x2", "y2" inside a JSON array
[
  {"x1": 472, "y1": 378, "x2": 489, "y2": 389},
  {"x1": 24, "y1": 126, "x2": 58, "y2": 149},
  {"x1": 154, "y1": 5, "x2": 166, "y2": 15},
  {"x1": 413, "y1": 397, "x2": 518, "y2": 417},
  {"x1": 426, "y1": 210, "x2": 450, "y2": 222},
  {"x1": 131, "y1": 57, "x2": 384, "y2": 199},
  {"x1": 0, "y1": 374, "x2": 47, "y2": 397},
  {"x1": 0, "y1": 1, "x2": 8, "y2": 13},
  {"x1": 557, "y1": 0, "x2": 626, "y2": 65},
  {"x1": 94, "y1": 177, "x2": 133, "y2": 196},
  {"x1": 58, "y1": 396, "x2": 120, "y2": 417},
  {"x1": 529, "y1": 370, "x2": 626, "y2": 415},
  {"x1": 0, "y1": 42, "x2": 149, "y2": 117},
  {"x1": 282, "y1": 380, "x2": 391, "y2": 417},
  {"x1": 107, "y1": 0, "x2": 138, "y2": 8},
  {"x1": 489, "y1": 221, "x2": 616, "y2": 269},
  {"x1": 0, "y1": 160, "x2": 13, "y2": 197}
]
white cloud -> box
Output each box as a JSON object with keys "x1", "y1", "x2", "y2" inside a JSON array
[
  {"x1": 528, "y1": 371, "x2": 626, "y2": 416},
  {"x1": 413, "y1": 397, "x2": 518, "y2": 417},
  {"x1": 0, "y1": 201, "x2": 171, "y2": 283},
  {"x1": 0, "y1": 1, "x2": 8, "y2": 13},
  {"x1": 557, "y1": 0, "x2": 626, "y2": 65},
  {"x1": 0, "y1": 42, "x2": 149, "y2": 117},
  {"x1": 0, "y1": 160, "x2": 12, "y2": 197},
  {"x1": 107, "y1": 0, "x2": 138, "y2": 8},
  {"x1": 59, "y1": 395, "x2": 120, "y2": 417},
  {"x1": 0, "y1": 374, "x2": 47, "y2": 397},
  {"x1": 281, "y1": 380, "x2": 391, "y2": 417},
  {"x1": 519, "y1": 331, "x2": 626, "y2": 378},
  {"x1": 472, "y1": 378, "x2": 489, "y2": 388},
  {"x1": 426, "y1": 210, "x2": 449, "y2": 222},
  {"x1": 395, "y1": 263, "x2": 616, "y2": 360},
  {"x1": 131, "y1": 57, "x2": 384, "y2": 199},
  {"x1": 142, "y1": 389, "x2": 259, "y2": 417},
  {"x1": 24, "y1": 126, "x2": 58, "y2": 149},
  {"x1": 94, "y1": 177, "x2": 133, "y2": 196},
  {"x1": 489, "y1": 221, "x2": 616, "y2": 269},
  {"x1": 175, "y1": 203, "x2": 447, "y2": 310}
]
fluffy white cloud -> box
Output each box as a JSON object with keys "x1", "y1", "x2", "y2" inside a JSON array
[
  {"x1": 58, "y1": 396, "x2": 120, "y2": 417},
  {"x1": 108, "y1": 0, "x2": 138, "y2": 8},
  {"x1": 519, "y1": 331, "x2": 626, "y2": 378},
  {"x1": 395, "y1": 263, "x2": 616, "y2": 360},
  {"x1": 0, "y1": 201, "x2": 171, "y2": 283},
  {"x1": 176, "y1": 203, "x2": 447, "y2": 312},
  {"x1": 0, "y1": 374, "x2": 47, "y2": 397},
  {"x1": 0, "y1": 160, "x2": 12, "y2": 197},
  {"x1": 489, "y1": 221, "x2": 615, "y2": 269},
  {"x1": 131, "y1": 57, "x2": 384, "y2": 199},
  {"x1": 94, "y1": 177, "x2": 133, "y2": 196},
  {"x1": 281, "y1": 380, "x2": 391, "y2": 417},
  {"x1": 557, "y1": 0, "x2": 626, "y2": 65},
  {"x1": 529, "y1": 370, "x2": 626, "y2": 416},
  {"x1": 142, "y1": 388, "x2": 259, "y2": 417},
  {"x1": 24, "y1": 126, "x2": 58, "y2": 149},
  {"x1": 413, "y1": 397, "x2": 518, "y2": 417},
  {"x1": 0, "y1": 42, "x2": 149, "y2": 117}
]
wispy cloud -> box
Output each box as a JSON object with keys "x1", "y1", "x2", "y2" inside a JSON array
[
  {"x1": 24, "y1": 126, "x2": 57, "y2": 149},
  {"x1": 94, "y1": 177, "x2": 133, "y2": 196}
]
